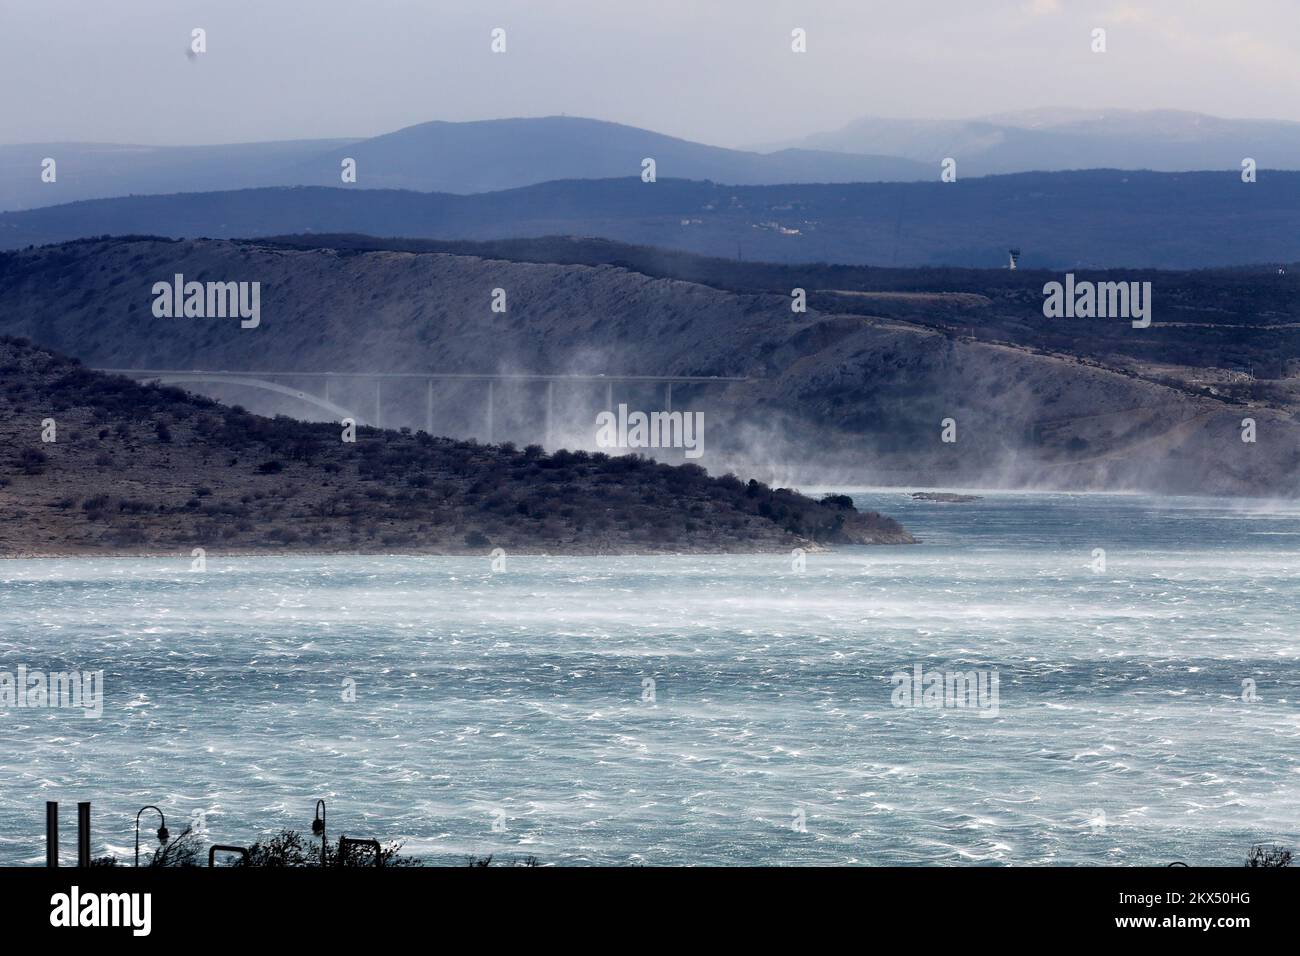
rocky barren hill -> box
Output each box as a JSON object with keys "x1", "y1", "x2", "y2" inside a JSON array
[
  {"x1": 0, "y1": 236, "x2": 1296, "y2": 497},
  {"x1": 0, "y1": 338, "x2": 913, "y2": 556}
]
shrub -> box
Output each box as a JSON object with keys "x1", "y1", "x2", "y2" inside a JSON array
[
  {"x1": 18, "y1": 447, "x2": 48, "y2": 475},
  {"x1": 820, "y1": 493, "x2": 855, "y2": 510},
  {"x1": 148, "y1": 826, "x2": 204, "y2": 867},
  {"x1": 465, "y1": 854, "x2": 539, "y2": 867},
  {"x1": 1246, "y1": 844, "x2": 1292, "y2": 867},
  {"x1": 241, "y1": 829, "x2": 420, "y2": 867}
]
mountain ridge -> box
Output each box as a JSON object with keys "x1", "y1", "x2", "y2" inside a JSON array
[
  {"x1": 2, "y1": 236, "x2": 1296, "y2": 497},
  {"x1": 766, "y1": 108, "x2": 1300, "y2": 176},
  {"x1": 4, "y1": 169, "x2": 1299, "y2": 269},
  {"x1": 0, "y1": 115, "x2": 931, "y2": 213}
]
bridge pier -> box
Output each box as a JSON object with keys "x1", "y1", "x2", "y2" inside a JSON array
[
  {"x1": 545, "y1": 381, "x2": 554, "y2": 448},
  {"x1": 486, "y1": 381, "x2": 494, "y2": 444},
  {"x1": 425, "y1": 379, "x2": 433, "y2": 434},
  {"x1": 374, "y1": 380, "x2": 382, "y2": 428}
]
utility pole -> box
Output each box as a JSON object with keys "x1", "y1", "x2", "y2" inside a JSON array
[
  {"x1": 77, "y1": 802, "x2": 90, "y2": 867},
  {"x1": 46, "y1": 801, "x2": 58, "y2": 867}
]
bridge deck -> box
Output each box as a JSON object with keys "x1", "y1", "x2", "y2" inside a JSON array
[{"x1": 97, "y1": 369, "x2": 749, "y2": 383}]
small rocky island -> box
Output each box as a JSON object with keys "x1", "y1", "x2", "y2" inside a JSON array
[
  {"x1": 0, "y1": 339, "x2": 915, "y2": 556},
  {"x1": 910, "y1": 492, "x2": 982, "y2": 503}
]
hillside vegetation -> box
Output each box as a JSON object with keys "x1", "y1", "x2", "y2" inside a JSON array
[{"x1": 0, "y1": 338, "x2": 913, "y2": 556}]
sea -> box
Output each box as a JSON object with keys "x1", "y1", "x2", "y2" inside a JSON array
[{"x1": 1, "y1": 491, "x2": 1297, "y2": 866}]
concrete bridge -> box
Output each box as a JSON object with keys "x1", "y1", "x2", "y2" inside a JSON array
[{"x1": 96, "y1": 368, "x2": 749, "y2": 445}]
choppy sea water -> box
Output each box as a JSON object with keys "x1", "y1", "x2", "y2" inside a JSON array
[{"x1": 1, "y1": 491, "x2": 1298, "y2": 866}]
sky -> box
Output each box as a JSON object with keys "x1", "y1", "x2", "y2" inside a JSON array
[{"x1": 3, "y1": 0, "x2": 1299, "y2": 147}]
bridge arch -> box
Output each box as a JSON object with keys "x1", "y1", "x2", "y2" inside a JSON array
[{"x1": 140, "y1": 373, "x2": 359, "y2": 423}]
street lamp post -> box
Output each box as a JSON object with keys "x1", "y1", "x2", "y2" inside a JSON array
[
  {"x1": 135, "y1": 806, "x2": 168, "y2": 867},
  {"x1": 312, "y1": 800, "x2": 327, "y2": 867}
]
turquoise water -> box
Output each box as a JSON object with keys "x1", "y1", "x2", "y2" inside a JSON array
[{"x1": 1, "y1": 492, "x2": 1298, "y2": 865}]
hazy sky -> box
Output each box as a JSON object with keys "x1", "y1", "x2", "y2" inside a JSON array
[{"x1": 4, "y1": 0, "x2": 1299, "y2": 147}]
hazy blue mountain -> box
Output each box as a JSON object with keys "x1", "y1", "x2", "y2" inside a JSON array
[
  {"x1": 3, "y1": 169, "x2": 1297, "y2": 269},
  {"x1": 0, "y1": 139, "x2": 358, "y2": 212},
  {"x1": 0, "y1": 117, "x2": 930, "y2": 213},
  {"x1": 286, "y1": 116, "x2": 932, "y2": 192},
  {"x1": 767, "y1": 109, "x2": 1300, "y2": 176},
  {"x1": 10, "y1": 111, "x2": 1293, "y2": 216}
]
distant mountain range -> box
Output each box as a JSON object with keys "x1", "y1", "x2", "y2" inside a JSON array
[
  {"x1": 4, "y1": 170, "x2": 1298, "y2": 269},
  {"x1": 6, "y1": 109, "x2": 1298, "y2": 215},
  {"x1": 0, "y1": 117, "x2": 930, "y2": 212},
  {"x1": 759, "y1": 108, "x2": 1300, "y2": 177}
]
